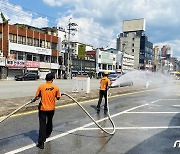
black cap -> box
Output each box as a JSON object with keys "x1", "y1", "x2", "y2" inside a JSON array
[{"x1": 45, "y1": 73, "x2": 55, "y2": 81}]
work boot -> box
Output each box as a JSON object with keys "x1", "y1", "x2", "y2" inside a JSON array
[
  {"x1": 104, "y1": 107, "x2": 108, "y2": 111},
  {"x1": 36, "y1": 142, "x2": 44, "y2": 149},
  {"x1": 46, "y1": 134, "x2": 51, "y2": 138},
  {"x1": 97, "y1": 105, "x2": 100, "y2": 111}
]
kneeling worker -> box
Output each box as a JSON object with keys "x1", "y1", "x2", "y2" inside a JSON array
[
  {"x1": 32, "y1": 73, "x2": 61, "y2": 149},
  {"x1": 97, "y1": 71, "x2": 111, "y2": 112}
]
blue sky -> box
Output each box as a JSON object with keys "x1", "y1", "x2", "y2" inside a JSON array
[{"x1": 1, "y1": 0, "x2": 180, "y2": 60}]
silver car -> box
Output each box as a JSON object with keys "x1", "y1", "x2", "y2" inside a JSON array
[{"x1": 109, "y1": 74, "x2": 133, "y2": 87}]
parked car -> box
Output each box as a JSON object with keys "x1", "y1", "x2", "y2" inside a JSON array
[
  {"x1": 109, "y1": 74, "x2": 133, "y2": 87},
  {"x1": 14, "y1": 73, "x2": 39, "y2": 81},
  {"x1": 108, "y1": 74, "x2": 120, "y2": 82}
]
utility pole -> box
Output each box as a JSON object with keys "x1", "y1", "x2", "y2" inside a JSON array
[
  {"x1": 67, "y1": 18, "x2": 78, "y2": 79},
  {"x1": 121, "y1": 42, "x2": 126, "y2": 75}
]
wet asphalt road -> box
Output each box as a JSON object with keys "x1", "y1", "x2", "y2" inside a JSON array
[{"x1": 0, "y1": 84, "x2": 180, "y2": 154}]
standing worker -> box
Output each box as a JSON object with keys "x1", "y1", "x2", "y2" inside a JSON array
[
  {"x1": 32, "y1": 73, "x2": 61, "y2": 149},
  {"x1": 97, "y1": 71, "x2": 111, "y2": 112}
]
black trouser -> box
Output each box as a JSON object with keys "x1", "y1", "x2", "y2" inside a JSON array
[
  {"x1": 38, "y1": 110, "x2": 55, "y2": 144},
  {"x1": 97, "y1": 90, "x2": 107, "y2": 109}
]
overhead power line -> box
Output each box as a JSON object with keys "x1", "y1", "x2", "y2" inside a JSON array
[{"x1": 0, "y1": 0, "x2": 117, "y2": 46}]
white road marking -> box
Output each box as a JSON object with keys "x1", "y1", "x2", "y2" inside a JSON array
[
  {"x1": 126, "y1": 112, "x2": 180, "y2": 114},
  {"x1": 150, "y1": 99, "x2": 161, "y2": 104},
  {"x1": 5, "y1": 101, "x2": 151, "y2": 154},
  {"x1": 161, "y1": 99, "x2": 180, "y2": 100},
  {"x1": 79, "y1": 126, "x2": 180, "y2": 130},
  {"x1": 173, "y1": 105, "x2": 180, "y2": 107}
]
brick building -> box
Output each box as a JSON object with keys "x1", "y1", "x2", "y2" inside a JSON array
[{"x1": 0, "y1": 23, "x2": 59, "y2": 79}]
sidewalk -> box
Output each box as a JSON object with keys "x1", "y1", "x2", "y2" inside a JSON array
[{"x1": 0, "y1": 85, "x2": 148, "y2": 117}]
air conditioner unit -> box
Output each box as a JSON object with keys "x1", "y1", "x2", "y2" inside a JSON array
[{"x1": 0, "y1": 52, "x2": 3, "y2": 57}]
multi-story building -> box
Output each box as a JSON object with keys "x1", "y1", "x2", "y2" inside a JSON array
[
  {"x1": 105, "y1": 48, "x2": 134, "y2": 73},
  {"x1": 96, "y1": 49, "x2": 116, "y2": 77},
  {"x1": 0, "y1": 23, "x2": 59, "y2": 79},
  {"x1": 116, "y1": 19, "x2": 154, "y2": 70},
  {"x1": 153, "y1": 46, "x2": 160, "y2": 71}
]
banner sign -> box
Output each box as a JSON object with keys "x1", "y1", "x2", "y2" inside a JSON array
[
  {"x1": 26, "y1": 61, "x2": 40, "y2": 68},
  {"x1": 101, "y1": 52, "x2": 113, "y2": 64},
  {"x1": 6, "y1": 59, "x2": 25, "y2": 68},
  {"x1": 78, "y1": 44, "x2": 86, "y2": 59}
]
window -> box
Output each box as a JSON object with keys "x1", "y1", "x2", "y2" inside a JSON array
[
  {"x1": 132, "y1": 49, "x2": 135, "y2": 53},
  {"x1": 40, "y1": 55, "x2": 45, "y2": 62},
  {"x1": 34, "y1": 39, "x2": 39, "y2": 47},
  {"x1": 102, "y1": 64, "x2": 106, "y2": 69},
  {"x1": 26, "y1": 53, "x2": 32, "y2": 61},
  {"x1": 17, "y1": 51, "x2": 24, "y2": 60},
  {"x1": 10, "y1": 50, "x2": 17, "y2": 59},
  {"x1": 46, "y1": 41, "x2": 50, "y2": 49},
  {"x1": 51, "y1": 43, "x2": 57, "y2": 50},
  {"x1": 132, "y1": 43, "x2": 134, "y2": 47},
  {"x1": 108, "y1": 65, "x2": 112, "y2": 70},
  {"x1": 51, "y1": 56, "x2": 57, "y2": 63},
  {"x1": 40, "y1": 40, "x2": 45, "y2": 48},
  {"x1": 27, "y1": 37, "x2": 33, "y2": 46},
  {"x1": 0, "y1": 33, "x2": 2, "y2": 40},
  {"x1": 32, "y1": 54, "x2": 38, "y2": 61},
  {"x1": 9, "y1": 34, "x2": 17, "y2": 43},
  {"x1": 45, "y1": 55, "x2": 50, "y2": 62},
  {"x1": 71, "y1": 43, "x2": 74, "y2": 47},
  {"x1": 18, "y1": 36, "x2": 23, "y2": 44},
  {"x1": 22, "y1": 36, "x2": 26, "y2": 45}
]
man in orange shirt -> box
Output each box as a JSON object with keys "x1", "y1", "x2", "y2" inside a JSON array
[
  {"x1": 97, "y1": 71, "x2": 111, "y2": 112},
  {"x1": 32, "y1": 73, "x2": 61, "y2": 149}
]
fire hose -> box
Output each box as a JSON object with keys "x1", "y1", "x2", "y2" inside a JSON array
[
  {"x1": 0, "y1": 100, "x2": 33, "y2": 124},
  {"x1": 62, "y1": 90, "x2": 115, "y2": 135},
  {"x1": 0, "y1": 91, "x2": 115, "y2": 135}
]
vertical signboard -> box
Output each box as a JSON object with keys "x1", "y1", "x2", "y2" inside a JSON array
[{"x1": 78, "y1": 44, "x2": 86, "y2": 59}]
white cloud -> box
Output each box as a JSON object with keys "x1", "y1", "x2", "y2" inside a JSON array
[
  {"x1": 57, "y1": 15, "x2": 116, "y2": 48},
  {"x1": 43, "y1": 0, "x2": 76, "y2": 7},
  {"x1": 31, "y1": 17, "x2": 48, "y2": 28},
  {"x1": 0, "y1": 0, "x2": 49, "y2": 28}
]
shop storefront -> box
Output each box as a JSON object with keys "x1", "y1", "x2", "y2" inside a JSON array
[{"x1": 6, "y1": 59, "x2": 25, "y2": 78}]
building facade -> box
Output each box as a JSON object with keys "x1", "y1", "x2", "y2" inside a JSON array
[
  {"x1": 116, "y1": 19, "x2": 154, "y2": 70},
  {"x1": 0, "y1": 23, "x2": 59, "y2": 79},
  {"x1": 96, "y1": 49, "x2": 116, "y2": 77}
]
